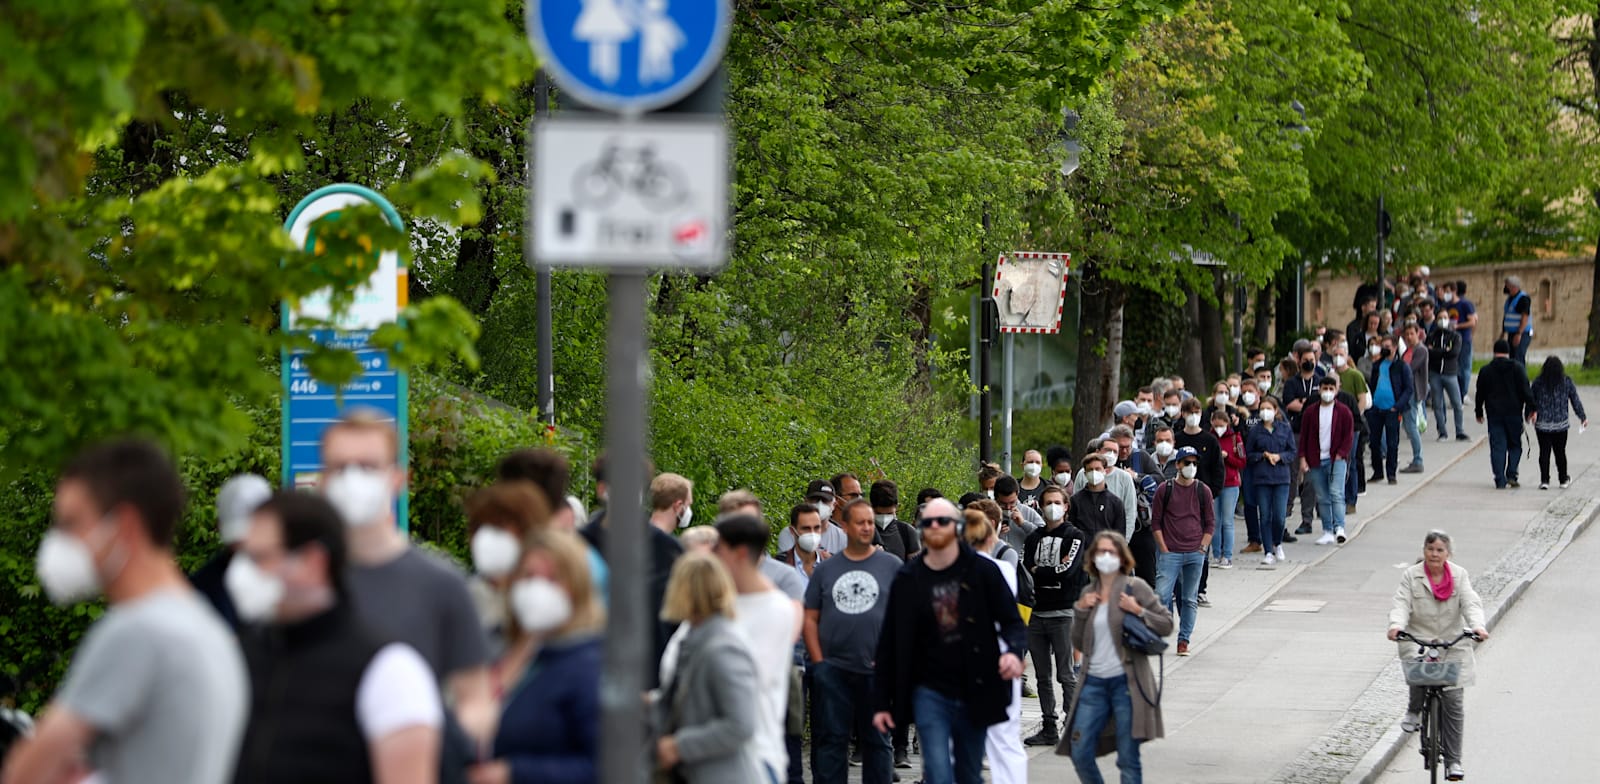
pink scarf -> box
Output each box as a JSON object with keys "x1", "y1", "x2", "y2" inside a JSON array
[{"x1": 1426, "y1": 563, "x2": 1454, "y2": 601}]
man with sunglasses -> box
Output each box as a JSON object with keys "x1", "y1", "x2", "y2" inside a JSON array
[{"x1": 872, "y1": 499, "x2": 1027, "y2": 784}]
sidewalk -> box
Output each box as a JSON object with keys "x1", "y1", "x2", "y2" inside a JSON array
[{"x1": 1020, "y1": 402, "x2": 1600, "y2": 783}]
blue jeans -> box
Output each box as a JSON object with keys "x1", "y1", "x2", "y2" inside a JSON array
[
  {"x1": 1256, "y1": 483, "x2": 1289, "y2": 551},
  {"x1": 1430, "y1": 374, "x2": 1465, "y2": 437},
  {"x1": 1366, "y1": 408, "x2": 1401, "y2": 478},
  {"x1": 1457, "y1": 338, "x2": 1474, "y2": 395},
  {"x1": 1486, "y1": 415, "x2": 1524, "y2": 488},
  {"x1": 1069, "y1": 675, "x2": 1141, "y2": 784},
  {"x1": 1306, "y1": 459, "x2": 1347, "y2": 533},
  {"x1": 1507, "y1": 331, "x2": 1530, "y2": 365},
  {"x1": 1212, "y1": 486, "x2": 1239, "y2": 559},
  {"x1": 1155, "y1": 550, "x2": 1204, "y2": 642},
  {"x1": 811, "y1": 661, "x2": 891, "y2": 784},
  {"x1": 1402, "y1": 404, "x2": 1424, "y2": 467},
  {"x1": 1240, "y1": 470, "x2": 1260, "y2": 544},
  {"x1": 912, "y1": 686, "x2": 986, "y2": 784}
]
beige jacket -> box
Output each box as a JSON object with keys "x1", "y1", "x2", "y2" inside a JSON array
[
  {"x1": 1387, "y1": 561, "x2": 1486, "y2": 687},
  {"x1": 1055, "y1": 575, "x2": 1174, "y2": 758}
]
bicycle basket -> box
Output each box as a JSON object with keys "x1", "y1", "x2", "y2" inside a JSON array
[{"x1": 1403, "y1": 659, "x2": 1461, "y2": 687}]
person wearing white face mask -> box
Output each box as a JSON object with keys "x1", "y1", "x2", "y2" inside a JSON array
[
  {"x1": 1068, "y1": 455, "x2": 1127, "y2": 542},
  {"x1": 776, "y1": 488, "x2": 849, "y2": 556},
  {"x1": 777, "y1": 504, "x2": 833, "y2": 584},
  {"x1": 869, "y1": 479, "x2": 922, "y2": 563},
  {"x1": 228, "y1": 491, "x2": 443, "y2": 784},
  {"x1": 476, "y1": 529, "x2": 605, "y2": 784},
  {"x1": 1046, "y1": 445, "x2": 1076, "y2": 490},
  {"x1": 1246, "y1": 397, "x2": 1297, "y2": 566},
  {"x1": 189, "y1": 472, "x2": 273, "y2": 630},
  {"x1": 463, "y1": 482, "x2": 554, "y2": 658},
  {"x1": 1149, "y1": 447, "x2": 1214, "y2": 656},
  {"x1": 1297, "y1": 377, "x2": 1355, "y2": 547},
  {"x1": 1016, "y1": 449, "x2": 1049, "y2": 511},
  {"x1": 1426, "y1": 312, "x2": 1467, "y2": 442},
  {"x1": 1073, "y1": 439, "x2": 1139, "y2": 544},
  {"x1": 1141, "y1": 392, "x2": 1185, "y2": 452},
  {"x1": 320, "y1": 411, "x2": 497, "y2": 755},
  {"x1": 10, "y1": 439, "x2": 248, "y2": 784},
  {"x1": 1022, "y1": 485, "x2": 1088, "y2": 747},
  {"x1": 1057, "y1": 531, "x2": 1172, "y2": 782}
]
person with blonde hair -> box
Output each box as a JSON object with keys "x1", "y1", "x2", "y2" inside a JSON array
[
  {"x1": 654, "y1": 553, "x2": 761, "y2": 783},
  {"x1": 471, "y1": 529, "x2": 604, "y2": 783},
  {"x1": 679, "y1": 525, "x2": 720, "y2": 553}
]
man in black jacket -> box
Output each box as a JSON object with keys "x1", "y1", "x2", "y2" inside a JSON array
[
  {"x1": 871, "y1": 498, "x2": 1026, "y2": 784},
  {"x1": 1020, "y1": 485, "x2": 1087, "y2": 748},
  {"x1": 1067, "y1": 453, "x2": 1127, "y2": 538},
  {"x1": 1475, "y1": 339, "x2": 1538, "y2": 488}
]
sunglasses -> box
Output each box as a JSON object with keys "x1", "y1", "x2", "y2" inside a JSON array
[{"x1": 919, "y1": 516, "x2": 959, "y2": 529}]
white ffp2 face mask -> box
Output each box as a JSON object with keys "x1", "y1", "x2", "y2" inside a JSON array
[
  {"x1": 225, "y1": 555, "x2": 286, "y2": 623},
  {"x1": 511, "y1": 577, "x2": 573, "y2": 633},
  {"x1": 1184, "y1": 414, "x2": 1201, "y2": 428},
  {"x1": 1093, "y1": 553, "x2": 1121, "y2": 574},
  {"x1": 1054, "y1": 472, "x2": 1072, "y2": 486},
  {"x1": 1154, "y1": 442, "x2": 1174, "y2": 458},
  {"x1": 1241, "y1": 391, "x2": 1258, "y2": 406},
  {"x1": 677, "y1": 505, "x2": 693, "y2": 529},
  {"x1": 471, "y1": 526, "x2": 521, "y2": 578},
  {"x1": 36, "y1": 529, "x2": 105, "y2": 605},
  {"x1": 1023, "y1": 462, "x2": 1042, "y2": 478},
  {"x1": 1320, "y1": 390, "x2": 1337, "y2": 403},
  {"x1": 1043, "y1": 503, "x2": 1065, "y2": 521},
  {"x1": 324, "y1": 468, "x2": 393, "y2": 527},
  {"x1": 1180, "y1": 464, "x2": 1199, "y2": 480},
  {"x1": 797, "y1": 532, "x2": 822, "y2": 553},
  {"x1": 874, "y1": 513, "x2": 894, "y2": 529},
  {"x1": 1086, "y1": 470, "x2": 1106, "y2": 487},
  {"x1": 1261, "y1": 408, "x2": 1277, "y2": 423}
]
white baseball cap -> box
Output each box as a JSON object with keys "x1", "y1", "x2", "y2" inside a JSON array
[{"x1": 216, "y1": 474, "x2": 273, "y2": 544}]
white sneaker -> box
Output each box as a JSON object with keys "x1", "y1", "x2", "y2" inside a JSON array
[
  {"x1": 1315, "y1": 532, "x2": 1336, "y2": 545},
  {"x1": 1446, "y1": 762, "x2": 1464, "y2": 781},
  {"x1": 1274, "y1": 545, "x2": 1287, "y2": 560},
  {"x1": 1335, "y1": 527, "x2": 1347, "y2": 544},
  {"x1": 1218, "y1": 558, "x2": 1233, "y2": 569},
  {"x1": 1401, "y1": 712, "x2": 1421, "y2": 732},
  {"x1": 1561, "y1": 480, "x2": 1572, "y2": 489},
  {"x1": 1261, "y1": 553, "x2": 1277, "y2": 567}
]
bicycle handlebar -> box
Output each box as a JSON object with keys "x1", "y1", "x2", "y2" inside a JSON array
[{"x1": 1393, "y1": 629, "x2": 1480, "y2": 650}]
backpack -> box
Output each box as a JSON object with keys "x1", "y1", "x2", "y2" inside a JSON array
[{"x1": 993, "y1": 542, "x2": 1035, "y2": 608}]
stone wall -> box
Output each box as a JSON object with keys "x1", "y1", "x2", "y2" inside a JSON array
[{"x1": 1305, "y1": 257, "x2": 1594, "y2": 354}]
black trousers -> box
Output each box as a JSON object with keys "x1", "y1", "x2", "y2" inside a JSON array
[
  {"x1": 1130, "y1": 527, "x2": 1158, "y2": 586},
  {"x1": 1536, "y1": 429, "x2": 1571, "y2": 485}
]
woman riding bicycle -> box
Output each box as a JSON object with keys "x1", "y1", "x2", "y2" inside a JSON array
[{"x1": 1386, "y1": 530, "x2": 1489, "y2": 782}]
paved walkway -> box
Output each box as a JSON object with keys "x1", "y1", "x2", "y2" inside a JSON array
[{"x1": 841, "y1": 392, "x2": 1599, "y2": 783}]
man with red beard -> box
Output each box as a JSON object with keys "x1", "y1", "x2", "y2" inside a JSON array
[{"x1": 871, "y1": 498, "x2": 1027, "y2": 784}]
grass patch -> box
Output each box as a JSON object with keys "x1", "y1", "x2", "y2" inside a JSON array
[{"x1": 1470, "y1": 357, "x2": 1600, "y2": 386}]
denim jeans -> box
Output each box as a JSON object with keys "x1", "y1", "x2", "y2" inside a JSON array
[
  {"x1": 1457, "y1": 338, "x2": 1474, "y2": 396},
  {"x1": 1366, "y1": 408, "x2": 1401, "y2": 479},
  {"x1": 1256, "y1": 483, "x2": 1289, "y2": 552},
  {"x1": 912, "y1": 686, "x2": 986, "y2": 784},
  {"x1": 1154, "y1": 550, "x2": 1204, "y2": 642},
  {"x1": 1430, "y1": 374, "x2": 1465, "y2": 437},
  {"x1": 1306, "y1": 459, "x2": 1346, "y2": 533},
  {"x1": 1069, "y1": 675, "x2": 1141, "y2": 784},
  {"x1": 1027, "y1": 613, "x2": 1075, "y2": 725},
  {"x1": 1211, "y1": 486, "x2": 1238, "y2": 559},
  {"x1": 1507, "y1": 331, "x2": 1530, "y2": 365},
  {"x1": 1346, "y1": 432, "x2": 1364, "y2": 507},
  {"x1": 1486, "y1": 415, "x2": 1524, "y2": 488},
  {"x1": 1402, "y1": 404, "x2": 1425, "y2": 467},
  {"x1": 811, "y1": 661, "x2": 891, "y2": 784}
]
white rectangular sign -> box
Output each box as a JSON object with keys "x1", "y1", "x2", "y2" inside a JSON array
[{"x1": 533, "y1": 116, "x2": 729, "y2": 268}]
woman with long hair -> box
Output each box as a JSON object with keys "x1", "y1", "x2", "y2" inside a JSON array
[
  {"x1": 1529, "y1": 356, "x2": 1588, "y2": 489},
  {"x1": 1054, "y1": 531, "x2": 1173, "y2": 784},
  {"x1": 1246, "y1": 396, "x2": 1296, "y2": 567}
]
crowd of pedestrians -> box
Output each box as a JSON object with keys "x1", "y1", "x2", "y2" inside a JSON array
[{"x1": 3, "y1": 267, "x2": 1593, "y2": 784}]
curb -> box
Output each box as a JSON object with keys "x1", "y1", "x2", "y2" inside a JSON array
[{"x1": 1340, "y1": 494, "x2": 1600, "y2": 784}]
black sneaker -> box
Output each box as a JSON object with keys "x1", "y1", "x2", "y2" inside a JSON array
[
  {"x1": 1508, "y1": 479, "x2": 1521, "y2": 488},
  {"x1": 1456, "y1": 434, "x2": 1470, "y2": 442},
  {"x1": 850, "y1": 750, "x2": 862, "y2": 767},
  {"x1": 894, "y1": 751, "x2": 912, "y2": 769},
  {"x1": 1296, "y1": 523, "x2": 1313, "y2": 535},
  {"x1": 1024, "y1": 728, "x2": 1060, "y2": 747},
  {"x1": 1387, "y1": 477, "x2": 1398, "y2": 485},
  {"x1": 1282, "y1": 532, "x2": 1299, "y2": 543},
  {"x1": 1197, "y1": 593, "x2": 1212, "y2": 607}
]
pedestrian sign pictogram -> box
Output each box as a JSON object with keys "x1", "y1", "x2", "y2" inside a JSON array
[{"x1": 527, "y1": 0, "x2": 732, "y2": 115}]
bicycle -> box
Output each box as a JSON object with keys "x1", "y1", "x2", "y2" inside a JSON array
[{"x1": 1394, "y1": 629, "x2": 1480, "y2": 784}]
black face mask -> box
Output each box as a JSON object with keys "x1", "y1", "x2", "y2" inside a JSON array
[
  {"x1": 1300, "y1": 360, "x2": 1315, "y2": 373},
  {"x1": 1503, "y1": 285, "x2": 1511, "y2": 294},
  {"x1": 1381, "y1": 348, "x2": 1393, "y2": 360}
]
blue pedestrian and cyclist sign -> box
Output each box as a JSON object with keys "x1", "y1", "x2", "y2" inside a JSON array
[
  {"x1": 280, "y1": 184, "x2": 410, "y2": 529},
  {"x1": 527, "y1": 0, "x2": 732, "y2": 114}
]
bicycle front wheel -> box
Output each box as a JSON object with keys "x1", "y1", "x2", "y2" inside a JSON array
[{"x1": 1426, "y1": 690, "x2": 1445, "y2": 783}]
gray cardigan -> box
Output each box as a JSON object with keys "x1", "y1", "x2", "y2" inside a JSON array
[{"x1": 658, "y1": 615, "x2": 762, "y2": 783}]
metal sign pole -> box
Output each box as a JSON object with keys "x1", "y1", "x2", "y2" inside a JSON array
[
  {"x1": 534, "y1": 69, "x2": 556, "y2": 427},
  {"x1": 1002, "y1": 332, "x2": 1015, "y2": 471},
  {"x1": 599, "y1": 269, "x2": 649, "y2": 784}
]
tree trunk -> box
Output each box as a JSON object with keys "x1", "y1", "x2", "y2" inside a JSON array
[
  {"x1": 1199, "y1": 269, "x2": 1227, "y2": 381},
  {"x1": 1071, "y1": 267, "x2": 1122, "y2": 453},
  {"x1": 1586, "y1": 191, "x2": 1600, "y2": 368},
  {"x1": 1180, "y1": 283, "x2": 1206, "y2": 389},
  {"x1": 908, "y1": 277, "x2": 934, "y2": 389},
  {"x1": 1106, "y1": 295, "x2": 1125, "y2": 403},
  {"x1": 1252, "y1": 284, "x2": 1274, "y2": 349}
]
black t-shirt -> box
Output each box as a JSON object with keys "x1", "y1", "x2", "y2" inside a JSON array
[
  {"x1": 1016, "y1": 479, "x2": 1046, "y2": 511},
  {"x1": 909, "y1": 559, "x2": 967, "y2": 698}
]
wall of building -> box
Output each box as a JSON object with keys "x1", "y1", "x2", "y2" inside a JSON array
[{"x1": 1305, "y1": 257, "x2": 1595, "y2": 354}]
